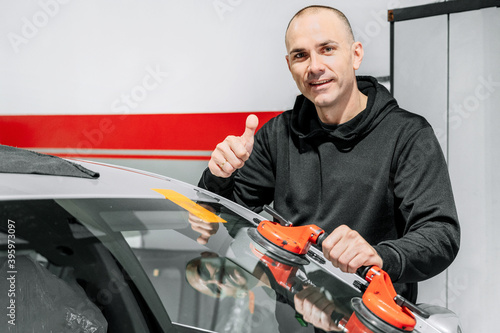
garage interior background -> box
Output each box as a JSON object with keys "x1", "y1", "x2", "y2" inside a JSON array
[{"x1": 0, "y1": 0, "x2": 498, "y2": 331}]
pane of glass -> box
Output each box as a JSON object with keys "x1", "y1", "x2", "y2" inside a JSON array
[{"x1": 1, "y1": 196, "x2": 363, "y2": 332}]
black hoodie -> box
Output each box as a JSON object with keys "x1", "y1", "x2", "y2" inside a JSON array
[{"x1": 199, "y1": 76, "x2": 460, "y2": 301}]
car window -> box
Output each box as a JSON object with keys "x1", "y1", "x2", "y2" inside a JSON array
[{"x1": 1, "y1": 195, "x2": 361, "y2": 333}]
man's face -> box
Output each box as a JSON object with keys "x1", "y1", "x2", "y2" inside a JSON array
[
  {"x1": 187, "y1": 255, "x2": 250, "y2": 298},
  {"x1": 285, "y1": 10, "x2": 363, "y2": 111}
]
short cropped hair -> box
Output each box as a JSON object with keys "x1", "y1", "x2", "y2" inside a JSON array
[{"x1": 285, "y1": 5, "x2": 355, "y2": 44}]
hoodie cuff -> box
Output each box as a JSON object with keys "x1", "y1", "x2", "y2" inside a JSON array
[
  {"x1": 198, "y1": 167, "x2": 236, "y2": 197},
  {"x1": 373, "y1": 243, "x2": 403, "y2": 282}
]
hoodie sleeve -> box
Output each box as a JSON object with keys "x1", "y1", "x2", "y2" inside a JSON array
[{"x1": 373, "y1": 126, "x2": 460, "y2": 283}]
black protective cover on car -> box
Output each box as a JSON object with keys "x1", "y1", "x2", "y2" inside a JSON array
[
  {"x1": 0, "y1": 145, "x2": 99, "y2": 178},
  {"x1": 0, "y1": 256, "x2": 107, "y2": 333}
]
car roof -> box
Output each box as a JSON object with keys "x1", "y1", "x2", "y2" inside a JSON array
[
  {"x1": 0, "y1": 159, "x2": 205, "y2": 201},
  {"x1": 0, "y1": 158, "x2": 264, "y2": 227}
]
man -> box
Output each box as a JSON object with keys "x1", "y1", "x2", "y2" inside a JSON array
[{"x1": 198, "y1": 4, "x2": 460, "y2": 328}]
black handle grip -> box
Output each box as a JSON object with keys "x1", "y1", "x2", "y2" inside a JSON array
[
  {"x1": 316, "y1": 231, "x2": 328, "y2": 248},
  {"x1": 394, "y1": 295, "x2": 431, "y2": 318},
  {"x1": 356, "y1": 266, "x2": 371, "y2": 278},
  {"x1": 330, "y1": 311, "x2": 345, "y2": 325}
]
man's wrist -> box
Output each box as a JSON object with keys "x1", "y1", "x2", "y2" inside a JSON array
[
  {"x1": 198, "y1": 167, "x2": 237, "y2": 196},
  {"x1": 372, "y1": 243, "x2": 402, "y2": 282}
]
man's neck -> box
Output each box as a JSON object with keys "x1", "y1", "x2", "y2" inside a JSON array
[{"x1": 316, "y1": 89, "x2": 368, "y2": 125}]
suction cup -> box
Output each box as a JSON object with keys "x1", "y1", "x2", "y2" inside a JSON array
[
  {"x1": 247, "y1": 228, "x2": 310, "y2": 266},
  {"x1": 351, "y1": 298, "x2": 411, "y2": 333}
]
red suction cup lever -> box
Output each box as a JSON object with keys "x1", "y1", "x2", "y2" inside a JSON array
[
  {"x1": 359, "y1": 266, "x2": 416, "y2": 331},
  {"x1": 256, "y1": 220, "x2": 325, "y2": 255}
]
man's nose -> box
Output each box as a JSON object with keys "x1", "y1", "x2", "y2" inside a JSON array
[{"x1": 308, "y1": 52, "x2": 325, "y2": 74}]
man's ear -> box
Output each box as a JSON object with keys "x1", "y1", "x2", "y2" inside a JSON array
[
  {"x1": 352, "y1": 42, "x2": 364, "y2": 70},
  {"x1": 285, "y1": 54, "x2": 291, "y2": 71}
]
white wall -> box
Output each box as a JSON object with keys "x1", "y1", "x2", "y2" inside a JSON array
[
  {"x1": 0, "y1": 0, "x2": 396, "y2": 185},
  {"x1": 447, "y1": 8, "x2": 500, "y2": 331},
  {"x1": 0, "y1": 0, "x2": 396, "y2": 116},
  {"x1": 393, "y1": 6, "x2": 500, "y2": 332}
]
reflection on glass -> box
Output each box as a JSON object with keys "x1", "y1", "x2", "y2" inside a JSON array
[
  {"x1": 187, "y1": 204, "x2": 220, "y2": 245},
  {"x1": 186, "y1": 252, "x2": 272, "y2": 299},
  {"x1": 52, "y1": 197, "x2": 359, "y2": 332}
]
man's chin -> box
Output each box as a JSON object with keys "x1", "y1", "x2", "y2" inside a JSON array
[{"x1": 311, "y1": 97, "x2": 335, "y2": 109}]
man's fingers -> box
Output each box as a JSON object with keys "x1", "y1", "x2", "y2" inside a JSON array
[
  {"x1": 321, "y1": 225, "x2": 346, "y2": 261},
  {"x1": 242, "y1": 114, "x2": 259, "y2": 143},
  {"x1": 196, "y1": 235, "x2": 209, "y2": 245},
  {"x1": 294, "y1": 287, "x2": 342, "y2": 332},
  {"x1": 337, "y1": 251, "x2": 362, "y2": 273},
  {"x1": 225, "y1": 136, "x2": 251, "y2": 164},
  {"x1": 208, "y1": 141, "x2": 241, "y2": 177},
  {"x1": 208, "y1": 158, "x2": 232, "y2": 178},
  {"x1": 208, "y1": 114, "x2": 258, "y2": 178},
  {"x1": 295, "y1": 287, "x2": 319, "y2": 304},
  {"x1": 188, "y1": 213, "x2": 220, "y2": 245},
  {"x1": 294, "y1": 287, "x2": 326, "y2": 316},
  {"x1": 322, "y1": 225, "x2": 382, "y2": 273}
]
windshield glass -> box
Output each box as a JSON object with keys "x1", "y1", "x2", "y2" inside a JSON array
[{"x1": 1, "y1": 191, "x2": 361, "y2": 333}]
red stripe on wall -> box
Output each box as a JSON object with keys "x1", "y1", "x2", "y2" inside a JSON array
[
  {"x1": 54, "y1": 153, "x2": 211, "y2": 160},
  {"x1": 0, "y1": 112, "x2": 282, "y2": 152}
]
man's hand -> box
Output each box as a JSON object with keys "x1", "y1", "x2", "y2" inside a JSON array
[
  {"x1": 188, "y1": 205, "x2": 219, "y2": 244},
  {"x1": 294, "y1": 286, "x2": 344, "y2": 332},
  {"x1": 208, "y1": 114, "x2": 259, "y2": 178},
  {"x1": 321, "y1": 225, "x2": 383, "y2": 274}
]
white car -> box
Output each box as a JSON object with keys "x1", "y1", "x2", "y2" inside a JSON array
[{"x1": 0, "y1": 147, "x2": 461, "y2": 333}]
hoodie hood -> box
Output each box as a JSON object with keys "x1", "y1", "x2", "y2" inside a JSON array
[{"x1": 290, "y1": 76, "x2": 398, "y2": 148}]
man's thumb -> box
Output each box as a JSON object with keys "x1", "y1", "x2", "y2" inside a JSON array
[{"x1": 242, "y1": 114, "x2": 259, "y2": 141}]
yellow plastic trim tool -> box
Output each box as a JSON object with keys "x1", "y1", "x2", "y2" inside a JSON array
[{"x1": 152, "y1": 188, "x2": 226, "y2": 223}]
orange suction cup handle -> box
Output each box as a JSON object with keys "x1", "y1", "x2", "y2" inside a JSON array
[{"x1": 360, "y1": 266, "x2": 416, "y2": 331}]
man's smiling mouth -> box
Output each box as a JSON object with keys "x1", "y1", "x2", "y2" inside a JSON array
[{"x1": 310, "y1": 79, "x2": 334, "y2": 86}]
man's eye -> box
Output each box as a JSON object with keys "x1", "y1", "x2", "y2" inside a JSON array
[{"x1": 295, "y1": 53, "x2": 305, "y2": 59}]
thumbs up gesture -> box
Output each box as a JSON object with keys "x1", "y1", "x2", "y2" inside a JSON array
[{"x1": 208, "y1": 114, "x2": 259, "y2": 178}]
